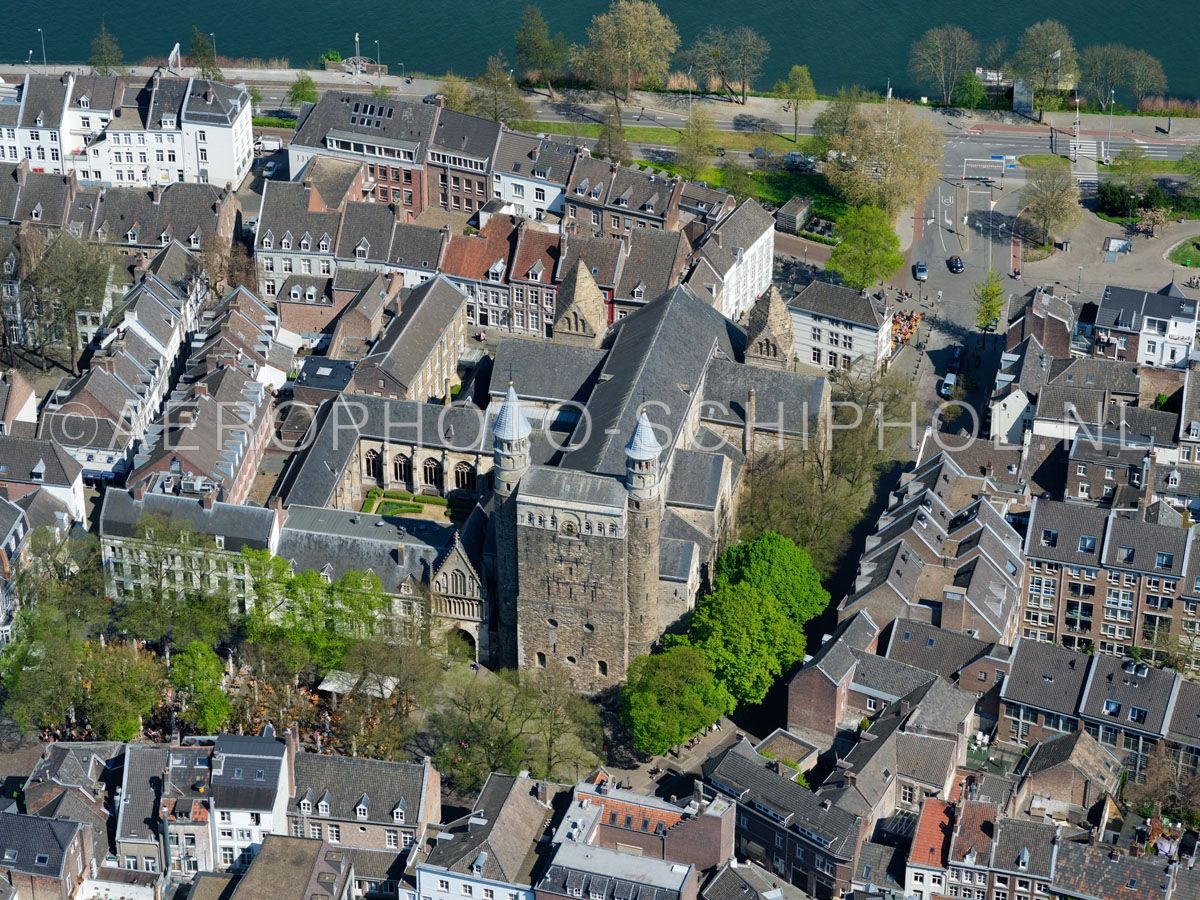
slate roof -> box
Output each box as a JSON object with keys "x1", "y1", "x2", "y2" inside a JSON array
[
  {"x1": 429, "y1": 108, "x2": 501, "y2": 161},
  {"x1": 116, "y1": 744, "x2": 170, "y2": 844},
  {"x1": 423, "y1": 773, "x2": 551, "y2": 884},
  {"x1": 885, "y1": 618, "x2": 1006, "y2": 678},
  {"x1": 335, "y1": 201, "x2": 397, "y2": 263},
  {"x1": 567, "y1": 155, "x2": 677, "y2": 216},
  {"x1": 990, "y1": 818, "x2": 1058, "y2": 877},
  {"x1": 291, "y1": 753, "x2": 426, "y2": 824},
  {"x1": 292, "y1": 91, "x2": 438, "y2": 158},
  {"x1": 490, "y1": 339, "x2": 606, "y2": 406},
  {"x1": 99, "y1": 487, "x2": 275, "y2": 552},
  {"x1": 1024, "y1": 498, "x2": 1110, "y2": 565},
  {"x1": 519, "y1": 466, "x2": 627, "y2": 509},
  {"x1": 1051, "y1": 839, "x2": 1172, "y2": 900},
  {"x1": 615, "y1": 229, "x2": 684, "y2": 302},
  {"x1": 702, "y1": 739, "x2": 861, "y2": 858},
  {"x1": 538, "y1": 843, "x2": 690, "y2": 900},
  {"x1": 95, "y1": 182, "x2": 225, "y2": 246},
  {"x1": 702, "y1": 861, "x2": 813, "y2": 900},
  {"x1": 695, "y1": 200, "x2": 774, "y2": 278},
  {"x1": 801, "y1": 611, "x2": 879, "y2": 685},
  {"x1": 1095, "y1": 283, "x2": 1198, "y2": 331},
  {"x1": 700, "y1": 357, "x2": 826, "y2": 439},
  {"x1": 1101, "y1": 506, "x2": 1189, "y2": 575},
  {"x1": 1018, "y1": 730, "x2": 1122, "y2": 794},
  {"x1": 0, "y1": 434, "x2": 81, "y2": 486},
  {"x1": 557, "y1": 234, "x2": 624, "y2": 288},
  {"x1": 184, "y1": 79, "x2": 249, "y2": 126},
  {"x1": 493, "y1": 134, "x2": 577, "y2": 186},
  {"x1": 229, "y1": 834, "x2": 351, "y2": 900},
  {"x1": 256, "y1": 181, "x2": 341, "y2": 254},
  {"x1": 789, "y1": 281, "x2": 888, "y2": 328},
  {"x1": 854, "y1": 841, "x2": 906, "y2": 893},
  {"x1": 1167, "y1": 678, "x2": 1200, "y2": 747},
  {"x1": 212, "y1": 732, "x2": 286, "y2": 812},
  {"x1": 389, "y1": 223, "x2": 447, "y2": 269},
  {"x1": 665, "y1": 449, "x2": 724, "y2": 510},
  {"x1": 1000, "y1": 638, "x2": 1090, "y2": 717},
  {"x1": 1078, "y1": 653, "x2": 1180, "y2": 737},
  {"x1": 0, "y1": 811, "x2": 82, "y2": 878},
  {"x1": 18, "y1": 75, "x2": 71, "y2": 129}
]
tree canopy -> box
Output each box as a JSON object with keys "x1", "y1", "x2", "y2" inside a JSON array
[
  {"x1": 89, "y1": 21, "x2": 123, "y2": 76},
  {"x1": 677, "y1": 105, "x2": 717, "y2": 181},
  {"x1": 908, "y1": 26, "x2": 979, "y2": 106},
  {"x1": 574, "y1": 0, "x2": 679, "y2": 101},
  {"x1": 716, "y1": 531, "x2": 829, "y2": 625},
  {"x1": 1021, "y1": 162, "x2": 1081, "y2": 243},
  {"x1": 827, "y1": 205, "x2": 904, "y2": 289},
  {"x1": 514, "y1": 5, "x2": 568, "y2": 94},
  {"x1": 974, "y1": 269, "x2": 1005, "y2": 332},
  {"x1": 621, "y1": 646, "x2": 734, "y2": 755},
  {"x1": 822, "y1": 105, "x2": 942, "y2": 214},
  {"x1": 288, "y1": 73, "x2": 319, "y2": 106},
  {"x1": 774, "y1": 65, "x2": 817, "y2": 143},
  {"x1": 470, "y1": 52, "x2": 532, "y2": 123},
  {"x1": 1011, "y1": 19, "x2": 1077, "y2": 108},
  {"x1": 170, "y1": 642, "x2": 231, "y2": 734},
  {"x1": 685, "y1": 26, "x2": 770, "y2": 104},
  {"x1": 188, "y1": 27, "x2": 222, "y2": 81}
]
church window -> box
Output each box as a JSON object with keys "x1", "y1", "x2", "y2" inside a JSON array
[
  {"x1": 597, "y1": 660, "x2": 608, "y2": 676},
  {"x1": 527, "y1": 512, "x2": 535, "y2": 525},
  {"x1": 608, "y1": 523, "x2": 617, "y2": 536},
  {"x1": 454, "y1": 461, "x2": 476, "y2": 491},
  {"x1": 363, "y1": 449, "x2": 382, "y2": 480},
  {"x1": 450, "y1": 570, "x2": 467, "y2": 595},
  {"x1": 392, "y1": 454, "x2": 411, "y2": 483},
  {"x1": 422, "y1": 457, "x2": 443, "y2": 491},
  {"x1": 584, "y1": 521, "x2": 592, "y2": 534},
  {"x1": 566, "y1": 656, "x2": 577, "y2": 665},
  {"x1": 535, "y1": 652, "x2": 546, "y2": 667}
]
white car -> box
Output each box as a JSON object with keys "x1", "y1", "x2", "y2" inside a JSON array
[
  {"x1": 939, "y1": 372, "x2": 958, "y2": 398},
  {"x1": 263, "y1": 161, "x2": 278, "y2": 179}
]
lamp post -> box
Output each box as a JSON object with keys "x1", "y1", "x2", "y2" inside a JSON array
[
  {"x1": 1073, "y1": 96, "x2": 1081, "y2": 138},
  {"x1": 37, "y1": 28, "x2": 46, "y2": 68},
  {"x1": 210, "y1": 33, "x2": 217, "y2": 63},
  {"x1": 1106, "y1": 88, "x2": 1115, "y2": 163},
  {"x1": 686, "y1": 64, "x2": 693, "y2": 109},
  {"x1": 375, "y1": 40, "x2": 381, "y2": 86}
]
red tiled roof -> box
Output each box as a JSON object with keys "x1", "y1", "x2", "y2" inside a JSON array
[
  {"x1": 950, "y1": 800, "x2": 997, "y2": 864},
  {"x1": 510, "y1": 226, "x2": 559, "y2": 284},
  {"x1": 441, "y1": 215, "x2": 518, "y2": 281},
  {"x1": 912, "y1": 799, "x2": 953, "y2": 869}
]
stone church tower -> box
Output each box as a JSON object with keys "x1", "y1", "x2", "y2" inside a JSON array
[
  {"x1": 744, "y1": 286, "x2": 794, "y2": 369},
  {"x1": 551, "y1": 259, "x2": 608, "y2": 348},
  {"x1": 625, "y1": 411, "x2": 664, "y2": 658},
  {"x1": 491, "y1": 384, "x2": 530, "y2": 667}
]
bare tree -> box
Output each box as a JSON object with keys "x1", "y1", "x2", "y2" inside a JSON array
[
  {"x1": 685, "y1": 25, "x2": 770, "y2": 104},
  {"x1": 908, "y1": 26, "x2": 979, "y2": 106},
  {"x1": 1021, "y1": 162, "x2": 1082, "y2": 244},
  {"x1": 1127, "y1": 50, "x2": 1167, "y2": 104},
  {"x1": 1079, "y1": 44, "x2": 1130, "y2": 109},
  {"x1": 1011, "y1": 19, "x2": 1078, "y2": 109}
]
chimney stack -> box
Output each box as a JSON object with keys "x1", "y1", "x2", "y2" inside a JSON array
[
  {"x1": 200, "y1": 490, "x2": 216, "y2": 510},
  {"x1": 743, "y1": 387, "x2": 756, "y2": 459}
]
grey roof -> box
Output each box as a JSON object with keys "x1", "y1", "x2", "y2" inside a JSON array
[
  {"x1": 701, "y1": 357, "x2": 826, "y2": 438},
  {"x1": 183, "y1": 79, "x2": 248, "y2": 127},
  {"x1": 278, "y1": 505, "x2": 452, "y2": 594},
  {"x1": 98, "y1": 488, "x2": 275, "y2": 552},
  {"x1": 335, "y1": 201, "x2": 396, "y2": 262},
  {"x1": 702, "y1": 739, "x2": 861, "y2": 858},
  {"x1": 1019, "y1": 730, "x2": 1122, "y2": 786},
  {"x1": 18, "y1": 75, "x2": 71, "y2": 129},
  {"x1": 291, "y1": 753, "x2": 426, "y2": 824},
  {"x1": 789, "y1": 281, "x2": 887, "y2": 329},
  {"x1": 295, "y1": 356, "x2": 356, "y2": 393},
  {"x1": 801, "y1": 611, "x2": 879, "y2": 685},
  {"x1": 0, "y1": 811, "x2": 81, "y2": 878},
  {"x1": 389, "y1": 223, "x2": 447, "y2": 269},
  {"x1": 703, "y1": 861, "x2": 813, "y2": 900},
  {"x1": 1000, "y1": 638, "x2": 1089, "y2": 717},
  {"x1": 292, "y1": 91, "x2": 438, "y2": 158},
  {"x1": 493, "y1": 134, "x2": 576, "y2": 186},
  {"x1": 1078, "y1": 653, "x2": 1179, "y2": 737},
  {"x1": 1101, "y1": 506, "x2": 1189, "y2": 575},
  {"x1": 567, "y1": 155, "x2": 677, "y2": 217},
  {"x1": 423, "y1": 773, "x2": 551, "y2": 883},
  {"x1": 116, "y1": 743, "x2": 170, "y2": 844},
  {"x1": 659, "y1": 538, "x2": 697, "y2": 583},
  {"x1": 615, "y1": 229, "x2": 684, "y2": 302},
  {"x1": 1047, "y1": 356, "x2": 1141, "y2": 395},
  {"x1": 256, "y1": 181, "x2": 341, "y2": 254},
  {"x1": 1024, "y1": 498, "x2": 1110, "y2": 565},
  {"x1": 519, "y1": 466, "x2": 627, "y2": 509},
  {"x1": 848, "y1": 648, "x2": 936, "y2": 700},
  {"x1": 538, "y1": 842, "x2": 690, "y2": 900},
  {"x1": 556, "y1": 234, "x2": 624, "y2": 287},
  {"x1": 0, "y1": 434, "x2": 81, "y2": 486},
  {"x1": 854, "y1": 841, "x2": 905, "y2": 892},
  {"x1": 1168, "y1": 678, "x2": 1200, "y2": 746},
  {"x1": 95, "y1": 182, "x2": 225, "y2": 247},
  {"x1": 490, "y1": 339, "x2": 606, "y2": 406},
  {"x1": 625, "y1": 411, "x2": 663, "y2": 461},
  {"x1": 989, "y1": 818, "x2": 1058, "y2": 878},
  {"x1": 886, "y1": 618, "x2": 1007, "y2": 677},
  {"x1": 1051, "y1": 839, "x2": 1172, "y2": 900},
  {"x1": 212, "y1": 732, "x2": 286, "y2": 811},
  {"x1": 430, "y1": 108, "x2": 501, "y2": 161},
  {"x1": 665, "y1": 449, "x2": 724, "y2": 510},
  {"x1": 1095, "y1": 283, "x2": 1198, "y2": 331},
  {"x1": 696, "y1": 200, "x2": 774, "y2": 278},
  {"x1": 560, "y1": 285, "x2": 742, "y2": 477}
]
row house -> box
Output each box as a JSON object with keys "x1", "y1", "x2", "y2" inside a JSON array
[
  {"x1": 683, "y1": 199, "x2": 774, "y2": 323},
  {"x1": 491, "y1": 132, "x2": 577, "y2": 221},
  {"x1": 788, "y1": 280, "x2": 894, "y2": 373},
  {"x1": 1005, "y1": 287, "x2": 1077, "y2": 360},
  {"x1": 0, "y1": 72, "x2": 251, "y2": 188},
  {"x1": 38, "y1": 242, "x2": 208, "y2": 481},
  {"x1": 563, "y1": 153, "x2": 683, "y2": 238},
  {"x1": 1000, "y1": 636, "x2": 1200, "y2": 786},
  {"x1": 427, "y1": 108, "x2": 501, "y2": 215},
  {"x1": 535, "y1": 842, "x2": 698, "y2": 900},
  {"x1": 188, "y1": 285, "x2": 298, "y2": 391},
  {"x1": 0, "y1": 812, "x2": 92, "y2": 900},
  {"x1": 1088, "y1": 282, "x2": 1198, "y2": 368},
  {"x1": 210, "y1": 729, "x2": 292, "y2": 871},
  {"x1": 1022, "y1": 496, "x2": 1200, "y2": 665}
]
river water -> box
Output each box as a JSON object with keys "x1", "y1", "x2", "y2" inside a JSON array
[{"x1": 3, "y1": 1, "x2": 1197, "y2": 102}]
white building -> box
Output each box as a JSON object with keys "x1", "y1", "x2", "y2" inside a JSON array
[
  {"x1": 1091, "y1": 283, "x2": 1199, "y2": 369},
  {"x1": 0, "y1": 72, "x2": 251, "y2": 190},
  {"x1": 490, "y1": 132, "x2": 576, "y2": 222},
  {"x1": 210, "y1": 730, "x2": 290, "y2": 871},
  {"x1": 685, "y1": 199, "x2": 775, "y2": 323},
  {"x1": 788, "y1": 280, "x2": 894, "y2": 372}
]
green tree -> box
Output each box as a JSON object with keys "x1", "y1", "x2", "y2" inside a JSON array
[
  {"x1": 470, "y1": 52, "x2": 532, "y2": 123},
  {"x1": 827, "y1": 205, "x2": 904, "y2": 289},
  {"x1": 1020, "y1": 161, "x2": 1081, "y2": 244},
  {"x1": 1127, "y1": 50, "x2": 1167, "y2": 104},
  {"x1": 287, "y1": 73, "x2": 318, "y2": 106},
  {"x1": 621, "y1": 646, "x2": 734, "y2": 755},
  {"x1": 676, "y1": 581, "x2": 805, "y2": 705},
  {"x1": 1180, "y1": 146, "x2": 1200, "y2": 202},
  {"x1": 81, "y1": 643, "x2": 165, "y2": 741},
  {"x1": 973, "y1": 268, "x2": 1004, "y2": 332},
  {"x1": 189, "y1": 27, "x2": 222, "y2": 81},
  {"x1": 774, "y1": 65, "x2": 817, "y2": 143},
  {"x1": 170, "y1": 642, "x2": 230, "y2": 734},
  {"x1": 437, "y1": 74, "x2": 473, "y2": 113},
  {"x1": 1011, "y1": 19, "x2": 1077, "y2": 110},
  {"x1": 952, "y1": 71, "x2": 987, "y2": 109},
  {"x1": 717, "y1": 531, "x2": 829, "y2": 625},
  {"x1": 824, "y1": 105, "x2": 943, "y2": 214},
  {"x1": 514, "y1": 5, "x2": 567, "y2": 95},
  {"x1": 908, "y1": 25, "x2": 979, "y2": 106},
  {"x1": 248, "y1": 86, "x2": 263, "y2": 111},
  {"x1": 320, "y1": 49, "x2": 343, "y2": 63},
  {"x1": 0, "y1": 604, "x2": 83, "y2": 733},
  {"x1": 24, "y1": 234, "x2": 112, "y2": 374},
  {"x1": 1110, "y1": 145, "x2": 1154, "y2": 194},
  {"x1": 1079, "y1": 44, "x2": 1130, "y2": 109},
  {"x1": 595, "y1": 102, "x2": 632, "y2": 164},
  {"x1": 813, "y1": 85, "x2": 869, "y2": 153},
  {"x1": 719, "y1": 159, "x2": 756, "y2": 199},
  {"x1": 16, "y1": 527, "x2": 108, "y2": 640},
  {"x1": 575, "y1": 0, "x2": 680, "y2": 103},
  {"x1": 89, "y1": 21, "x2": 123, "y2": 76},
  {"x1": 686, "y1": 26, "x2": 770, "y2": 104},
  {"x1": 371, "y1": 84, "x2": 392, "y2": 101},
  {"x1": 677, "y1": 105, "x2": 717, "y2": 180}
]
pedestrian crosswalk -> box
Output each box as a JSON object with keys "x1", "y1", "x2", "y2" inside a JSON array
[{"x1": 1070, "y1": 139, "x2": 1098, "y2": 159}]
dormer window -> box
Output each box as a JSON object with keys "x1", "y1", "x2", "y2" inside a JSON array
[
  {"x1": 318, "y1": 236, "x2": 329, "y2": 252},
  {"x1": 160, "y1": 231, "x2": 171, "y2": 245},
  {"x1": 281, "y1": 233, "x2": 292, "y2": 250},
  {"x1": 318, "y1": 801, "x2": 329, "y2": 816},
  {"x1": 300, "y1": 237, "x2": 310, "y2": 251},
  {"x1": 189, "y1": 232, "x2": 201, "y2": 249},
  {"x1": 1169, "y1": 470, "x2": 1181, "y2": 487},
  {"x1": 632, "y1": 284, "x2": 645, "y2": 300},
  {"x1": 1190, "y1": 422, "x2": 1200, "y2": 440},
  {"x1": 305, "y1": 287, "x2": 316, "y2": 301},
  {"x1": 355, "y1": 239, "x2": 369, "y2": 259},
  {"x1": 79, "y1": 96, "x2": 90, "y2": 109},
  {"x1": 31, "y1": 203, "x2": 42, "y2": 222},
  {"x1": 126, "y1": 229, "x2": 138, "y2": 244},
  {"x1": 262, "y1": 232, "x2": 274, "y2": 249},
  {"x1": 393, "y1": 807, "x2": 405, "y2": 824},
  {"x1": 300, "y1": 800, "x2": 312, "y2": 815},
  {"x1": 290, "y1": 286, "x2": 301, "y2": 300},
  {"x1": 356, "y1": 805, "x2": 368, "y2": 820},
  {"x1": 161, "y1": 115, "x2": 176, "y2": 128},
  {"x1": 35, "y1": 115, "x2": 43, "y2": 127}
]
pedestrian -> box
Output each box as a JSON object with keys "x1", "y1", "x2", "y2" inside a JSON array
[{"x1": 937, "y1": 289, "x2": 943, "y2": 302}]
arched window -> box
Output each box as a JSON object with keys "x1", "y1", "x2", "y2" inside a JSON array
[
  {"x1": 422, "y1": 457, "x2": 443, "y2": 491},
  {"x1": 392, "y1": 454, "x2": 411, "y2": 484},
  {"x1": 450, "y1": 570, "x2": 467, "y2": 595},
  {"x1": 454, "y1": 461, "x2": 476, "y2": 492},
  {"x1": 363, "y1": 449, "x2": 382, "y2": 480}
]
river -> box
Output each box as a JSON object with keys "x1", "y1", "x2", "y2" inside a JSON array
[{"x1": 2, "y1": 1, "x2": 1197, "y2": 102}]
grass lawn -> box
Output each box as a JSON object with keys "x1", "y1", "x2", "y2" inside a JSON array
[
  {"x1": 510, "y1": 120, "x2": 813, "y2": 156},
  {"x1": 377, "y1": 500, "x2": 423, "y2": 516},
  {"x1": 1095, "y1": 211, "x2": 1138, "y2": 226},
  {"x1": 1098, "y1": 159, "x2": 1191, "y2": 175},
  {"x1": 1017, "y1": 154, "x2": 1070, "y2": 169},
  {"x1": 647, "y1": 159, "x2": 847, "y2": 222},
  {"x1": 1169, "y1": 235, "x2": 1200, "y2": 267}
]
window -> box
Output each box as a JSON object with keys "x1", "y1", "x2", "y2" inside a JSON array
[
  {"x1": 1079, "y1": 535, "x2": 1097, "y2": 552},
  {"x1": 328, "y1": 824, "x2": 340, "y2": 843},
  {"x1": 1041, "y1": 529, "x2": 1058, "y2": 547},
  {"x1": 1129, "y1": 706, "x2": 1148, "y2": 725},
  {"x1": 1103, "y1": 699, "x2": 1122, "y2": 717},
  {"x1": 1157, "y1": 551, "x2": 1175, "y2": 570},
  {"x1": 901, "y1": 784, "x2": 915, "y2": 803},
  {"x1": 386, "y1": 830, "x2": 398, "y2": 849}
]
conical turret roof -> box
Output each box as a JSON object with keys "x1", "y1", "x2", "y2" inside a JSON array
[
  {"x1": 492, "y1": 384, "x2": 531, "y2": 442},
  {"x1": 625, "y1": 411, "x2": 662, "y2": 461}
]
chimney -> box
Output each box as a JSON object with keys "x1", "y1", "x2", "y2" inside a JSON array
[
  {"x1": 93, "y1": 355, "x2": 118, "y2": 374},
  {"x1": 193, "y1": 382, "x2": 209, "y2": 397},
  {"x1": 444, "y1": 378, "x2": 452, "y2": 407},
  {"x1": 151, "y1": 185, "x2": 162, "y2": 205},
  {"x1": 200, "y1": 490, "x2": 216, "y2": 510},
  {"x1": 284, "y1": 726, "x2": 299, "y2": 794},
  {"x1": 743, "y1": 387, "x2": 756, "y2": 459},
  {"x1": 434, "y1": 95, "x2": 445, "y2": 109},
  {"x1": 714, "y1": 230, "x2": 722, "y2": 248},
  {"x1": 131, "y1": 482, "x2": 147, "y2": 501}
]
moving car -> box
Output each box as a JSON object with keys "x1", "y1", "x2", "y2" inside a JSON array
[
  {"x1": 948, "y1": 255, "x2": 965, "y2": 273},
  {"x1": 938, "y1": 372, "x2": 958, "y2": 398},
  {"x1": 914, "y1": 260, "x2": 929, "y2": 281}
]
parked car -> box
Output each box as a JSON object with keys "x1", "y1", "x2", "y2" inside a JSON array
[
  {"x1": 948, "y1": 255, "x2": 965, "y2": 273},
  {"x1": 750, "y1": 146, "x2": 772, "y2": 160},
  {"x1": 947, "y1": 346, "x2": 963, "y2": 373},
  {"x1": 914, "y1": 260, "x2": 929, "y2": 281},
  {"x1": 422, "y1": 93, "x2": 441, "y2": 104},
  {"x1": 939, "y1": 372, "x2": 958, "y2": 398},
  {"x1": 714, "y1": 147, "x2": 726, "y2": 157},
  {"x1": 263, "y1": 161, "x2": 278, "y2": 179},
  {"x1": 782, "y1": 151, "x2": 816, "y2": 171},
  {"x1": 254, "y1": 136, "x2": 282, "y2": 154}
]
